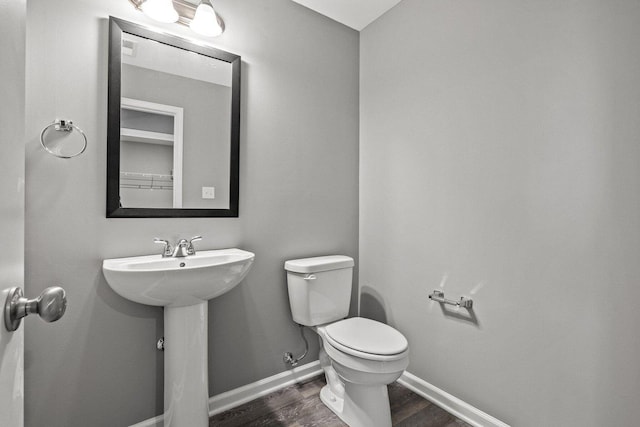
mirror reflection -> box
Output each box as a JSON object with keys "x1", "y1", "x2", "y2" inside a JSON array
[
  {"x1": 107, "y1": 17, "x2": 241, "y2": 218},
  {"x1": 121, "y1": 33, "x2": 231, "y2": 209}
]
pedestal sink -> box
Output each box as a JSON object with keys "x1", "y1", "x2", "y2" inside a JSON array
[{"x1": 102, "y1": 248, "x2": 255, "y2": 427}]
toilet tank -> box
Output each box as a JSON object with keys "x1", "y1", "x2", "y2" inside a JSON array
[{"x1": 285, "y1": 255, "x2": 354, "y2": 326}]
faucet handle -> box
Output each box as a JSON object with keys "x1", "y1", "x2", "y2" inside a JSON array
[
  {"x1": 154, "y1": 238, "x2": 173, "y2": 257},
  {"x1": 187, "y1": 236, "x2": 202, "y2": 255}
]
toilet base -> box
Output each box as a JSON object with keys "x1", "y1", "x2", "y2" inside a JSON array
[
  {"x1": 320, "y1": 384, "x2": 344, "y2": 416},
  {"x1": 319, "y1": 382, "x2": 392, "y2": 427},
  {"x1": 316, "y1": 330, "x2": 398, "y2": 427}
]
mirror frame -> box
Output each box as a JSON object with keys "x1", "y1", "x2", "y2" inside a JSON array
[{"x1": 107, "y1": 17, "x2": 241, "y2": 218}]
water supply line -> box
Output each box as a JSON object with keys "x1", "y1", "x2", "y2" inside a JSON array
[{"x1": 283, "y1": 324, "x2": 309, "y2": 367}]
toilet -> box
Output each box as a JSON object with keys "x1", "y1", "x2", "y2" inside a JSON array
[{"x1": 285, "y1": 255, "x2": 409, "y2": 427}]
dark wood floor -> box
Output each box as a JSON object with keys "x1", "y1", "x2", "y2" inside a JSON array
[{"x1": 210, "y1": 376, "x2": 472, "y2": 427}]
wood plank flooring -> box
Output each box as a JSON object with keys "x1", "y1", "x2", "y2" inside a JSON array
[{"x1": 210, "y1": 376, "x2": 472, "y2": 427}]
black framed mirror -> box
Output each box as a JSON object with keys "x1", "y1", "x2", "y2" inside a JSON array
[{"x1": 107, "y1": 17, "x2": 240, "y2": 218}]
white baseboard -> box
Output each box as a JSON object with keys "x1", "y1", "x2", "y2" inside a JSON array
[
  {"x1": 398, "y1": 371, "x2": 510, "y2": 427},
  {"x1": 129, "y1": 361, "x2": 323, "y2": 427},
  {"x1": 129, "y1": 414, "x2": 164, "y2": 427},
  {"x1": 208, "y1": 360, "x2": 323, "y2": 416},
  {"x1": 131, "y1": 364, "x2": 509, "y2": 427}
]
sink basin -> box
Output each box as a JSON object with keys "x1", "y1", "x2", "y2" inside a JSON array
[{"x1": 103, "y1": 248, "x2": 255, "y2": 307}]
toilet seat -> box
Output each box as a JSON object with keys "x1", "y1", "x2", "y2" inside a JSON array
[{"x1": 321, "y1": 317, "x2": 408, "y2": 362}]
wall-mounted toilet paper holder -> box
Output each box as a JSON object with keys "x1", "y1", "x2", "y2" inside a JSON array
[{"x1": 428, "y1": 290, "x2": 473, "y2": 309}]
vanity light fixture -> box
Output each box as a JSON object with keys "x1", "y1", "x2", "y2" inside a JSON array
[
  {"x1": 128, "y1": 0, "x2": 225, "y2": 37},
  {"x1": 140, "y1": 0, "x2": 179, "y2": 23},
  {"x1": 190, "y1": 0, "x2": 223, "y2": 37}
]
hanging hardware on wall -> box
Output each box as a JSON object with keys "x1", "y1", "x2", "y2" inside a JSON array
[
  {"x1": 128, "y1": 0, "x2": 225, "y2": 37},
  {"x1": 428, "y1": 290, "x2": 473, "y2": 309},
  {"x1": 120, "y1": 172, "x2": 174, "y2": 191},
  {"x1": 39, "y1": 119, "x2": 88, "y2": 159}
]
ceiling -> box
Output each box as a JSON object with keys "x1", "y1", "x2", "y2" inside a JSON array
[{"x1": 290, "y1": 0, "x2": 403, "y2": 31}]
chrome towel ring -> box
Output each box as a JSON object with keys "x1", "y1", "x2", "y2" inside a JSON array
[{"x1": 39, "y1": 119, "x2": 87, "y2": 159}]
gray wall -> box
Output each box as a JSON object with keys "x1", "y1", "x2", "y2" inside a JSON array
[
  {"x1": 24, "y1": 1, "x2": 359, "y2": 426},
  {"x1": 360, "y1": 0, "x2": 640, "y2": 426}
]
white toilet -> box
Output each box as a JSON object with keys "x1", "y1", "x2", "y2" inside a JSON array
[{"x1": 285, "y1": 255, "x2": 409, "y2": 427}]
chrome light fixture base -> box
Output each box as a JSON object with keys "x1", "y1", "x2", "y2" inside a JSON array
[{"x1": 128, "y1": 0, "x2": 225, "y2": 35}]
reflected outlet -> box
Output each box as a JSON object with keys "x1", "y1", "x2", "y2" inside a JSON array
[{"x1": 202, "y1": 187, "x2": 215, "y2": 199}]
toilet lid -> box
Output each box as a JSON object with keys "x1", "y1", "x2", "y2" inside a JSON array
[{"x1": 324, "y1": 317, "x2": 408, "y2": 356}]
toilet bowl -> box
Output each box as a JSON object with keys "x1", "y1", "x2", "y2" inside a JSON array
[
  {"x1": 316, "y1": 317, "x2": 409, "y2": 427},
  {"x1": 285, "y1": 256, "x2": 410, "y2": 427}
]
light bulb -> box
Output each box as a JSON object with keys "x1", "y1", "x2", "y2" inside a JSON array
[
  {"x1": 190, "y1": 0, "x2": 223, "y2": 37},
  {"x1": 141, "y1": 0, "x2": 179, "y2": 23}
]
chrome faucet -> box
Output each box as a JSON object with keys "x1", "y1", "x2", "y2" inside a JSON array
[
  {"x1": 154, "y1": 236, "x2": 202, "y2": 258},
  {"x1": 154, "y1": 238, "x2": 173, "y2": 257},
  {"x1": 172, "y1": 239, "x2": 191, "y2": 257}
]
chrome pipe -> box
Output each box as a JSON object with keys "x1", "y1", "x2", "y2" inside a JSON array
[{"x1": 283, "y1": 324, "x2": 309, "y2": 367}]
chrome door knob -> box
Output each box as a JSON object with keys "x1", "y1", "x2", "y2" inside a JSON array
[
  {"x1": 4, "y1": 286, "x2": 67, "y2": 332},
  {"x1": 31, "y1": 287, "x2": 67, "y2": 323}
]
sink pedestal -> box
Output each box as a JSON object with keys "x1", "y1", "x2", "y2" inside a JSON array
[
  {"x1": 164, "y1": 302, "x2": 209, "y2": 427},
  {"x1": 102, "y1": 248, "x2": 255, "y2": 427}
]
